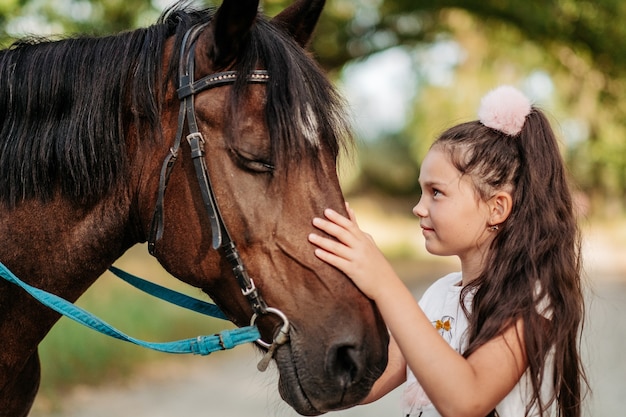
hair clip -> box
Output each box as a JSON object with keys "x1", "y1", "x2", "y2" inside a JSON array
[{"x1": 478, "y1": 85, "x2": 531, "y2": 136}]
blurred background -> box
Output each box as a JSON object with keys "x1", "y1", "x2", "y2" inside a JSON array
[{"x1": 1, "y1": 0, "x2": 623, "y2": 416}]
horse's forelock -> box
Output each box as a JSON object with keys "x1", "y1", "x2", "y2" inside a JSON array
[{"x1": 230, "y1": 17, "x2": 352, "y2": 171}]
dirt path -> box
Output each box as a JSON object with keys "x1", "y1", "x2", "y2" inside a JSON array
[
  {"x1": 30, "y1": 277, "x2": 626, "y2": 417},
  {"x1": 30, "y1": 345, "x2": 402, "y2": 417}
]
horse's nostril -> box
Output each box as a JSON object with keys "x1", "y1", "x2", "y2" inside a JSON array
[{"x1": 330, "y1": 344, "x2": 361, "y2": 388}]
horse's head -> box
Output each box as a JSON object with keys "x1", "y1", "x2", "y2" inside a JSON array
[{"x1": 139, "y1": 0, "x2": 389, "y2": 414}]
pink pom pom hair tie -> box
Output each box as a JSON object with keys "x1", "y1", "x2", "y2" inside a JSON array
[{"x1": 478, "y1": 85, "x2": 532, "y2": 136}]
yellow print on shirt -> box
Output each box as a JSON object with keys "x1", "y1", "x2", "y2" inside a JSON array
[{"x1": 432, "y1": 315, "x2": 454, "y2": 342}]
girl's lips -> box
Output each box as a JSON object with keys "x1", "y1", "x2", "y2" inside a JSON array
[{"x1": 421, "y1": 226, "x2": 434, "y2": 236}]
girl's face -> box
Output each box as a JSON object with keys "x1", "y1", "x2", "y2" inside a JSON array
[{"x1": 413, "y1": 147, "x2": 494, "y2": 266}]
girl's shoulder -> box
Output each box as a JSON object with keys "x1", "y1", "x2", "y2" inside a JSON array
[
  {"x1": 418, "y1": 272, "x2": 463, "y2": 306},
  {"x1": 427, "y1": 272, "x2": 463, "y2": 293}
]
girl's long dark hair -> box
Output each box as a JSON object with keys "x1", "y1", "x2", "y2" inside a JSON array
[{"x1": 434, "y1": 109, "x2": 587, "y2": 417}]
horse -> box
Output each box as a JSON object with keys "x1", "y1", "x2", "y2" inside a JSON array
[{"x1": 0, "y1": 0, "x2": 390, "y2": 415}]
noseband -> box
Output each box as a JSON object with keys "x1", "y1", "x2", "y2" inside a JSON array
[{"x1": 147, "y1": 24, "x2": 289, "y2": 369}]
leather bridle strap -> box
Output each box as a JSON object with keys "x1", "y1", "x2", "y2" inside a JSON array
[
  {"x1": 148, "y1": 25, "x2": 201, "y2": 256},
  {"x1": 147, "y1": 25, "x2": 270, "y2": 316}
]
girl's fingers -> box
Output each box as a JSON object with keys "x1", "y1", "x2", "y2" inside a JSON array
[
  {"x1": 312, "y1": 216, "x2": 344, "y2": 239},
  {"x1": 312, "y1": 213, "x2": 358, "y2": 247},
  {"x1": 308, "y1": 232, "x2": 350, "y2": 259},
  {"x1": 345, "y1": 202, "x2": 358, "y2": 224},
  {"x1": 322, "y1": 208, "x2": 353, "y2": 228},
  {"x1": 310, "y1": 206, "x2": 366, "y2": 258},
  {"x1": 308, "y1": 234, "x2": 354, "y2": 273},
  {"x1": 325, "y1": 208, "x2": 362, "y2": 234}
]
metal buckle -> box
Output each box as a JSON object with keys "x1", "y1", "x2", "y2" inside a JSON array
[
  {"x1": 186, "y1": 131, "x2": 205, "y2": 145},
  {"x1": 241, "y1": 278, "x2": 257, "y2": 297}
]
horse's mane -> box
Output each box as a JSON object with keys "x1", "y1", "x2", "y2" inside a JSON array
[{"x1": 0, "y1": 4, "x2": 350, "y2": 207}]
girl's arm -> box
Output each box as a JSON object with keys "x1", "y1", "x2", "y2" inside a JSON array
[
  {"x1": 360, "y1": 335, "x2": 406, "y2": 404},
  {"x1": 308, "y1": 208, "x2": 527, "y2": 417}
]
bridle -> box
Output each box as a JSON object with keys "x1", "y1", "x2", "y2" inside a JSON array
[
  {"x1": 147, "y1": 24, "x2": 289, "y2": 370},
  {"x1": 0, "y1": 23, "x2": 288, "y2": 367}
]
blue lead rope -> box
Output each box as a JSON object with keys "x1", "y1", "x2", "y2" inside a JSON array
[
  {"x1": 108, "y1": 266, "x2": 229, "y2": 320},
  {"x1": 0, "y1": 262, "x2": 260, "y2": 355}
]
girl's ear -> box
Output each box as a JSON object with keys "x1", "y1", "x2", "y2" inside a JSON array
[{"x1": 489, "y1": 191, "x2": 513, "y2": 226}]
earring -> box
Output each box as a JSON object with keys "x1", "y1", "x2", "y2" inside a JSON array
[{"x1": 489, "y1": 225, "x2": 499, "y2": 231}]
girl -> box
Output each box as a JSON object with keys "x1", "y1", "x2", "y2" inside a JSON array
[{"x1": 308, "y1": 86, "x2": 587, "y2": 417}]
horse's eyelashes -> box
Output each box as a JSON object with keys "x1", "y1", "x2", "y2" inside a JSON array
[
  {"x1": 260, "y1": 161, "x2": 275, "y2": 171},
  {"x1": 233, "y1": 150, "x2": 274, "y2": 173},
  {"x1": 248, "y1": 160, "x2": 275, "y2": 173}
]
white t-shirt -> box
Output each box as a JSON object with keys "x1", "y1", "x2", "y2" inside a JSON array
[{"x1": 401, "y1": 272, "x2": 554, "y2": 417}]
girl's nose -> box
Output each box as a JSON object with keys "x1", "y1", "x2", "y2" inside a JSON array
[{"x1": 412, "y1": 196, "x2": 426, "y2": 218}]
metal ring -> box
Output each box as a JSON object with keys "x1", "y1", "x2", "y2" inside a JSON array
[{"x1": 250, "y1": 307, "x2": 290, "y2": 349}]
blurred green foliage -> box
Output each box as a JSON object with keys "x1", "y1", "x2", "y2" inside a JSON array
[{"x1": 0, "y1": 0, "x2": 624, "y2": 216}]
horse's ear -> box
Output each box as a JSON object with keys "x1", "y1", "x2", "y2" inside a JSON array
[
  {"x1": 272, "y1": 0, "x2": 326, "y2": 47},
  {"x1": 211, "y1": 0, "x2": 260, "y2": 67}
]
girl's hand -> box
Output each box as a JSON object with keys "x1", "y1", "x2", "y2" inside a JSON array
[{"x1": 308, "y1": 204, "x2": 399, "y2": 300}]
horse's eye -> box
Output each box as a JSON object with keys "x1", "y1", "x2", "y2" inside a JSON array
[{"x1": 233, "y1": 149, "x2": 274, "y2": 173}]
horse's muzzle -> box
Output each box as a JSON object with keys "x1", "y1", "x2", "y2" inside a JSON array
[{"x1": 273, "y1": 330, "x2": 388, "y2": 415}]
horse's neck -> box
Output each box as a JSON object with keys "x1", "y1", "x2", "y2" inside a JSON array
[
  {"x1": 0, "y1": 194, "x2": 138, "y2": 394},
  {"x1": 0, "y1": 195, "x2": 136, "y2": 294}
]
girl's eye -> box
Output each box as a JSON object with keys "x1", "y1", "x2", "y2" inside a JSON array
[{"x1": 433, "y1": 189, "x2": 442, "y2": 197}]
